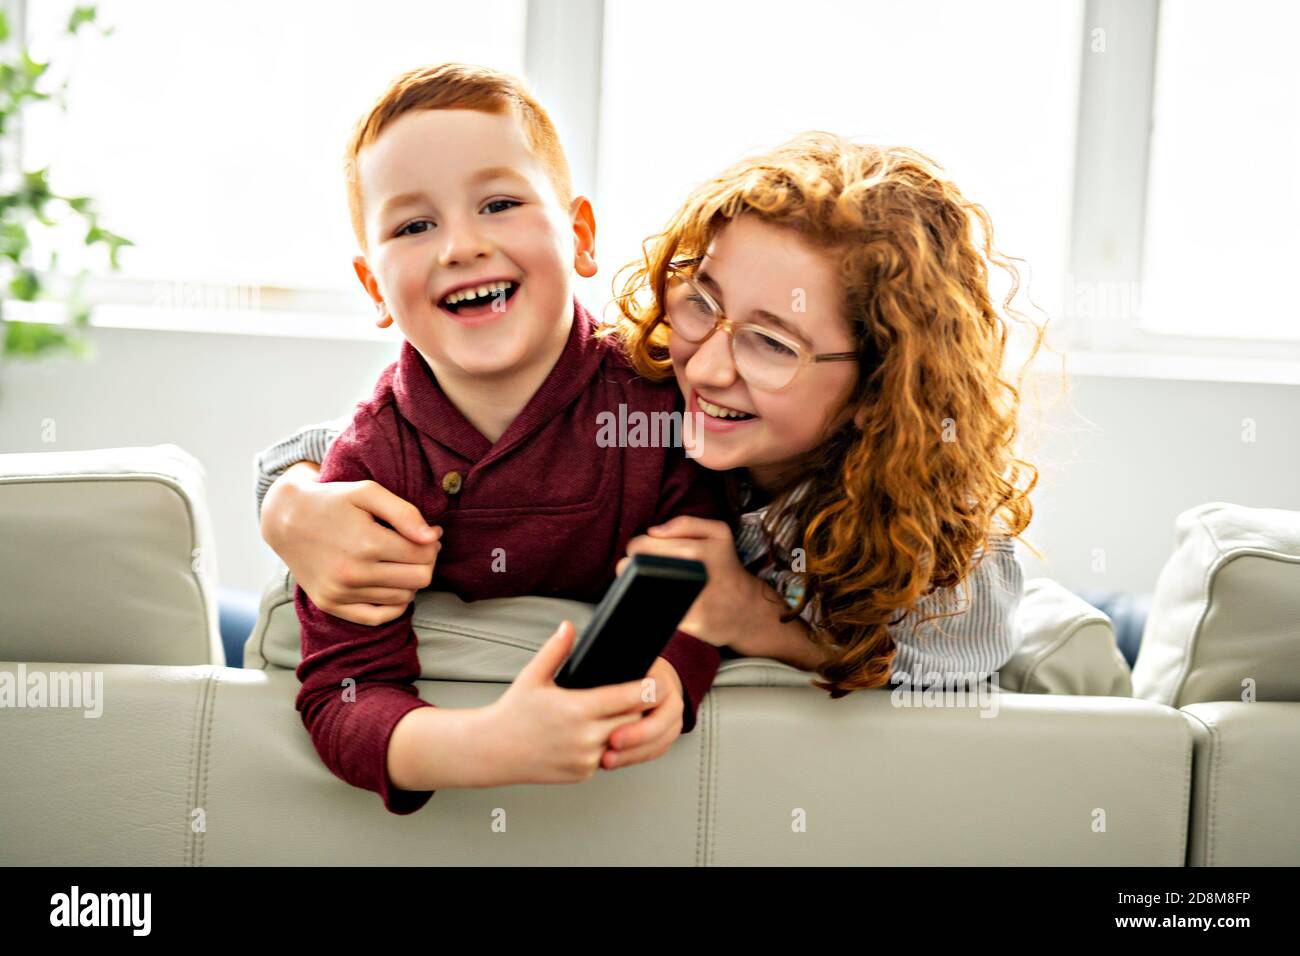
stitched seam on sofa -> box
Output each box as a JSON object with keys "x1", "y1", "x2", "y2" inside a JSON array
[
  {"x1": 249, "y1": 571, "x2": 294, "y2": 671},
  {"x1": 1019, "y1": 615, "x2": 1111, "y2": 691},
  {"x1": 197, "y1": 668, "x2": 221, "y2": 868},
  {"x1": 164, "y1": 473, "x2": 217, "y2": 667},
  {"x1": 1207, "y1": 713, "x2": 1220, "y2": 866},
  {"x1": 1170, "y1": 512, "x2": 1231, "y2": 709},
  {"x1": 701, "y1": 692, "x2": 721, "y2": 867},
  {"x1": 1181, "y1": 712, "x2": 1195, "y2": 867},
  {"x1": 694, "y1": 702, "x2": 705, "y2": 866},
  {"x1": 718, "y1": 658, "x2": 810, "y2": 685},
  {"x1": 709, "y1": 691, "x2": 720, "y2": 867},
  {"x1": 409, "y1": 619, "x2": 540, "y2": 652},
  {"x1": 1179, "y1": 708, "x2": 1216, "y2": 867},
  {"x1": 183, "y1": 667, "x2": 203, "y2": 867},
  {"x1": 185, "y1": 667, "x2": 214, "y2": 867},
  {"x1": 0, "y1": 467, "x2": 194, "y2": 485},
  {"x1": 694, "y1": 694, "x2": 708, "y2": 866},
  {"x1": 717, "y1": 691, "x2": 728, "y2": 863}
]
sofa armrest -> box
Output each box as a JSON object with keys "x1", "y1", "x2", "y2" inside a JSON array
[
  {"x1": 0, "y1": 444, "x2": 223, "y2": 666},
  {"x1": 1180, "y1": 701, "x2": 1300, "y2": 866}
]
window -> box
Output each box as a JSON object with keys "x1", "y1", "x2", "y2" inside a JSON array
[
  {"x1": 20, "y1": 0, "x2": 526, "y2": 311},
  {"x1": 1140, "y1": 0, "x2": 1300, "y2": 341},
  {"x1": 595, "y1": 0, "x2": 1083, "y2": 325},
  {"x1": 16, "y1": 0, "x2": 1293, "y2": 364}
]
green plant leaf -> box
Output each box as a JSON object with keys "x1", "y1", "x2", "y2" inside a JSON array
[
  {"x1": 3, "y1": 319, "x2": 72, "y2": 358},
  {"x1": 9, "y1": 267, "x2": 40, "y2": 301},
  {"x1": 0, "y1": 3, "x2": 127, "y2": 368},
  {"x1": 68, "y1": 6, "x2": 99, "y2": 34},
  {"x1": 20, "y1": 51, "x2": 50, "y2": 84},
  {"x1": 0, "y1": 219, "x2": 27, "y2": 261},
  {"x1": 21, "y1": 170, "x2": 54, "y2": 217}
]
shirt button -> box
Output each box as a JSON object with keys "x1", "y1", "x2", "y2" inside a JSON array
[{"x1": 441, "y1": 470, "x2": 463, "y2": 495}]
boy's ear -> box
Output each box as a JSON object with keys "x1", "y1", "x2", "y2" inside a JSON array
[
  {"x1": 353, "y1": 255, "x2": 392, "y2": 328},
  {"x1": 569, "y1": 196, "x2": 597, "y2": 279}
]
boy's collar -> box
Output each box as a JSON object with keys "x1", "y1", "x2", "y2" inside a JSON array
[{"x1": 393, "y1": 295, "x2": 607, "y2": 464}]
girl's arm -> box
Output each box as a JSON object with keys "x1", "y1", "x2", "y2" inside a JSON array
[
  {"x1": 741, "y1": 538, "x2": 1027, "y2": 679},
  {"x1": 253, "y1": 418, "x2": 346, "y2": 520},
  {"x1": 737, "y1": 594, "x2": 831, "y2": 673}
]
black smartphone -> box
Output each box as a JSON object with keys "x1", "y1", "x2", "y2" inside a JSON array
[{"x1": 553, "y1": 554, "x2": 708, "y2": 689}]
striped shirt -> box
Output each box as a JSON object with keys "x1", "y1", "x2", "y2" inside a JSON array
[
  {"x1": 729, "y1": 477, "x2": 1026, "y2": 684},
  {"x1": 255, "y1": 427, "x2": 1026, "y2": 682},
  {"x1": 253, "y1": 418, "x2": 348, "y2": 520}
]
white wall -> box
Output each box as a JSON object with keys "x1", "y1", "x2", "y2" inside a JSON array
[
  {"x1": 1013, "y1": 370, "x2": 1299, "y2": 593},
  {"x1": 0, "y1": 323, "x2": 396, "y2": 596},
  {"x1": 1, "y1": 322, "x2": 1296, "y2": 599}
]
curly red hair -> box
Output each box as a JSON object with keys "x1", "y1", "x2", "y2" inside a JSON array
[{"x1": 597, "y1": 132, "x2": 1049, "y2": 696}]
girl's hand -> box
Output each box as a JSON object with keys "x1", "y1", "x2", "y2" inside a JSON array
[
  {"x1": 487, "y1": 621, "x2": 651, "y2": 784},
  {"x1": 601, "y1": 656, "x2": 685, "y2": 771},
  {"x1": 260, "y1": 462, "x2": 442, "y2": 626},
  {"x1": 617, "y1": 515, "x2": 770, "y2": 654}
]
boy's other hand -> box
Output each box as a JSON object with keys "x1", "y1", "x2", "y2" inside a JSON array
[
  {"x1": 600, "y1": 655, "x2": 684, "y2": 771},
  {"x1": 261, "y1": 462, "x2": 441, "y2": 626}
]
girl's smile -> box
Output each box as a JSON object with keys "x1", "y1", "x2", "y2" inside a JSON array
[{"x1": 690, "y1": 388, "x2": 759, "y2": 431}]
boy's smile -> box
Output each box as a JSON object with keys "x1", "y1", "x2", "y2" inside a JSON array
[
  {"x1": 436, "y1": 277, "x2": 521, "y2": 323},
  {"x1": 350, "y1": 107, "x2": 596, "y2": 439}
]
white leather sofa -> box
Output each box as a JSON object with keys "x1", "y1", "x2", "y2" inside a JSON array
[{"x1": 1, "y1": 445, "x2": 1296, "y2": 865}]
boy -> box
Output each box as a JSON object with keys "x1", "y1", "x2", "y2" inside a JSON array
[{"x1": 264, "y1": 63, "x2": 724, "y2": 814}]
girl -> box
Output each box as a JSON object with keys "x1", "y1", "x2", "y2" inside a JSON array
[{"x1": 598, "y1": 132, "x2": 1043, "y2": 699}]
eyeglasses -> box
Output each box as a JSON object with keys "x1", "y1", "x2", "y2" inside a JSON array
[{"x1": 663, "y1": 257, "x2": 858, "y2": 392}]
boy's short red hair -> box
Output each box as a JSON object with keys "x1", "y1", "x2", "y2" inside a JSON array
[{"x1": 345, "y1": 62, "x2": 574, "y2": 250}]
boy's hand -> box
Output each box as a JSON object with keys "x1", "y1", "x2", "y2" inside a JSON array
[
  {"x1": 261, "y1": 462, "x2": 442, "y2": 626},
  {"x1": 486, "y1": 621, "x2": 649, "y2": 785},
  {"x1": 600, "y1": 656, "x2": 685, "y2": 770}
]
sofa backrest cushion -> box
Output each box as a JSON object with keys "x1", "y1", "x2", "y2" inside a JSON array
[
  {"x1": 0, "y1": 444, "x2": 223, "y2": 666},
  {"x1": 248, "y1": 571, "x2": 1128, "y2": 695},
  {"x1": 1004, "y1": 578, "x2": 1132, "y2": 696},
  {"x1": 1132, "y1": 502, "x2": 1300, "y2": 707}
]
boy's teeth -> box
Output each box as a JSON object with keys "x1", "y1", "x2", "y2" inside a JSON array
[
  {"x1": 445, "y1": 280, "x2": 513, "y2": 306},
  {"x1": 698, "y1": 396, "x2": 753, "y2": 419}
]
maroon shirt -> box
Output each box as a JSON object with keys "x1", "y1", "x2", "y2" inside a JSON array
[{"x1": 294, "y1": 296, "x2": 726, "y2": 814}]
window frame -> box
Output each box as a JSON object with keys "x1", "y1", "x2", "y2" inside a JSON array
[
  {"x1": 1065, "y1": 0, "x2": 1300, "y2": 362},
  {"x1": 10, "y1": 0, "x2": 1300, "y2": 376}
]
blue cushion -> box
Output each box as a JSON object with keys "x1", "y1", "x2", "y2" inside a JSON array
[{"x1": 217, "y1": 587, "x2": 260, "y2": 668}]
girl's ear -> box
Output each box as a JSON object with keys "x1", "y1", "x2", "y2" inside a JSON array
[
  {"x1": 570, "y1": 196, "x2": 597, "y2": 278},
  {"x1": 354, "y1": 255, "x2": 392, "y2": 328}
]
